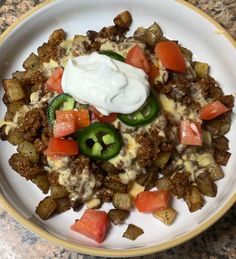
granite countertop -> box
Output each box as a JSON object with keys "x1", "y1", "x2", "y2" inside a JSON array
[{"x1": 0, "y1": 0, "x2": 235, "y2": 258}]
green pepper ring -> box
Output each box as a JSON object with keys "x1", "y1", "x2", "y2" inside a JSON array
[
  {"x1": 99, "y1": 50, "x2": 125, "y2": 62},
  {"x1": 77, "y1": 122, "x2": 123, "y2": 161},
  {"x1": 118, "y1": 91, "x2": 159, "y2": 127}
]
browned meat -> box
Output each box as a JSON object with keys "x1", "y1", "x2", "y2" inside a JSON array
[
  {"x1": 18, "y1": 106, "x2": 48, "y2": 142},
  {"x1": 9, "y1": 153, "x2": 44, "y2": 180},
  {"x1": 171, "y1": 172, "x2": 190, "y2": 199},
  {"x1": 47, "y1": 171, "x2": 60, "y2": 186},
  {"x1": 38, "y1": 43, "x2": 61, "y2": 63},
  {"x1": 70, "y1": 155, "x2": 90, "y2": 175},
  {"x1": 96, "y1": 187, "x2": 114, "y2": 202}
]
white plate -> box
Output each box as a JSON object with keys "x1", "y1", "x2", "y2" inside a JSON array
[{"x1": 0, "y1": 0, "x2": 235, "y2": 256}]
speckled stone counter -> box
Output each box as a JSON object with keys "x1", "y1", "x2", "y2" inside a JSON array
[{"x1": 0, "y1": 1, "x2": 235, "y2": 258}]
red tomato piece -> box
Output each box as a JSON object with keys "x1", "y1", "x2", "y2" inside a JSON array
[
  {"x1": 89, "y1": 106, "x2": 117, "y2": 124},
  {"x1": 135, "y1": 191, "x2": 169, "y2": 213},
  {"x1": 53, "y1": 121, "x2": 76, "y2": 138},
  {"x1": 148, "y1": 63, "x2": 159, "y2": 84},
  {"x1": 179, "y1": 120, "x2": 202, "y2": 146},
  {"x1": 125, "y1": 44, "x2": 151, "y2": 74},
  {"x1": 45, "y1": 67, "x2": 64, "y2": 94},
  {"x1": 73, "y1": 109, "x2": 91, "y2": 128},
  {"x1": 56, "y1": 109, "x2": 90, "y2": 132},
  {"x1": 44, "y1": 137, "x2": 78, "y2": 156},
  {"x1": 70, "y1": 209, "x2": 108, "y2": 243},
  {"x1": 155, "y1": 41, "x2": 187, "y2": 73},
  {"x1": 199, "y1": 101, "x2": 229, "y2": 120}
]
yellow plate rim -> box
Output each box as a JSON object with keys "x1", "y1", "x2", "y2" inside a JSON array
[{"x1": 0, "y1": 0, "x2": 235, "y2": 256}]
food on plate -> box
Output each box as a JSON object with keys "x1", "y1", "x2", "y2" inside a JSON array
[{"x1": 0, "y1": 10, "x2": 234, "y2": 243}]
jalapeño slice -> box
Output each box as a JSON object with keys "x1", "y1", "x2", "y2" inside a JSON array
[
  {"x1": 99, "y1": 50, "x2": 125, "y2": 62},
  {"x1": 77, "y1": 122, "x2": 123, "y2": 160},
  {"x1": 47, "y1": 93, "x2": 75, "y2": 125},
  {"x1": 118, "y1": 91, "x2": 159, "y2": 127}
]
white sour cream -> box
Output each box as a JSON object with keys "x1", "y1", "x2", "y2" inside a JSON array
[{"x1": 61, "y1": 52, "x2": 150, "y2": 115}]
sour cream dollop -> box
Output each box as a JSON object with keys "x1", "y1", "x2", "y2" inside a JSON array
[{"x1": 61, "y1": 52, "x2": 150, "y2": 115}]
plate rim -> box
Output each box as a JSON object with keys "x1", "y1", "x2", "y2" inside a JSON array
[{"x1": 0, "y1": 0, "x2": 235, "y2": 256}]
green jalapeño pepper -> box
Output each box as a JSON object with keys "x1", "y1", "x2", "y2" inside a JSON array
[
  {"x1": 77, "y1": 122, "x2": 123, "y2": 160},
  {"x1": 99, "y1": 50, "x2": 125, "y2": 62},
  {"x1": 118, "y1": 91, "x2": 159, "y2": 127},
  {"x1": 47, "y1": 93, "x2": 75, "y2": 125}
]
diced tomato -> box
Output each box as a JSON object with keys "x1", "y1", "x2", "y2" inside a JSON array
[
  {"x1": 53, "y1": 121, "x2": 76, "y2": 138},
  {"x1": 70, "y1": 209, "x2": 108, "y2": 243},
  {"x1": 199, "y1": 101, "x2": 229, "y2": 120},
  {"x1": 44, "y1": 137, "x2": 78, "y2": 156},
  {"x1": 155, "y1": 41, "x2": 187, "y2": 73},
  {"x1": 73, "y1": 109, "x2": 91, "y2": 128},
  {"x1": 148, "y1": 63, "x2": 159, "y2": 84},
  {"x1": 54, "y1": 110, "x2": 90, "y2": 137},
  {"x1": 135, "y1": 191, "x2": 170, "y2": 213},
  {"x1": 45, "y1": 67, "x2": 64, "y2": 94},
  {"x1": 125, "y1": 44, "x2": 151, "y2": 74},
  {"x1": 179, "y1": 120, "x2": 202, "y2": 146},
  {"x1": 89, "y1": 106, "x2": 117, "y2": 124}
]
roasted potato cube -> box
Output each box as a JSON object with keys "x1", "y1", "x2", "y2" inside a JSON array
[
  {"x1": 2, "y1": 79, "x2": 25, "y2": 102},
  {"x1": 48, "y1": 29, "x2": 66, "y2": 46},
  {"x1": 214, "y1": 150, "x2": 231, "y2": 166},
  {"x1": 196, "y1": 171, "x2": 217, "y2": 197},
  {"x1": 23, "y1": 53, "x2": 40, "y2": 70},
  {"x1": 55, "y1": 198, "x2": 71, "y2": 214},
  {"x1": 7, "y1": 128, "x2": 24, "y2": 146},
  {"x1": 0, "y1": 125, "x2": 8, "y2": 141},
  {"x1": 35, "y1": 196, "x2": 57, "y2": 220},
  {"x1": 207, "y1": 165, "x2": 224, "y2": 181},
  {"x1": 194, "y1": 61, "x2": 209, "y2": 78},
  {"x1": 153, "y1": 207, "x2": 177, "y2": 225},
  {"x1": 112, "y1": 193, "x2": 132, "y2": 211},
  {"x1": 113, "y1": 11, "x2": 132, "y2": 29},
  {"x1": 157, "y1": 176, "x2": 173, "y2": 191},
  {"x1": 31, "y1": 174, "x2": 50, "y2": 194},
  {"x1": 108, "y1": 209, "x2": 129, "y2": 225},
  {"x1": 122, "y1": 224, "x2": 144, "y2": 241},
  {"x1": 129, "y1": 182, "x2": 145, "y2": 198},
  {"x1": 154, "y1": 152, "x2": 171, "y2": 169},
  {"x1": 17, "y1": 141, "x2": 39, "y2": 164},
  {"x1": 86, "y1": 198, "x2": 101, "y2": 209},
  {"x1": 4, "y1": 100, "x2": 25, "y2": 121},
  {"x1": 145, "y1": 22, "x2": 163, "y2": 47},
  {"x1": 184, "y1": 185, "x2": 204, "y2": 212},
  {"x1": 103, "y1": 179, "x2": 127, "y2": 193},
  {"x1": 50, "y1": 185, "x2": 69, "y2": 199},
  {"x1": 12, "y1": 70, "x2": 26, "y2": 84}
]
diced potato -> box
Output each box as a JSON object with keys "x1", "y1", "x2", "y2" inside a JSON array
[
  {"x1": 2, "y1": 79, "x2": 25, "y2": 102},
  {"x1": 12, "y1": 70, "x2": 26, "y2": 84},
  {"x1": 207, "y1": 165, "x2": 224, "y2": 181},
  {"x1": 55, "y1": 198, "x2": 71, "y2": 214},
  {"x1": 23, "y1": 53, "x2": 40, "y2": 70},
  {"x1": 129, "y1": 182, "x2": 145, "y2": 198},
  {"x1": 196, "y1": 152, "x2": 214, "y2": 167},
  {"x1": 47, "y1": 171, "x2": 59, "y2": 186},
  {"x1": 196, "y1": 172, "x2": 217, "y2": 197},
  {"x1": 194, "y1": 61, "x2": 209, "y2": 78},
  {"x1": 86, "y1": 198, "x2": 101, "y2": 209},
  {"x1": 35, "y1": 196, "x2": 57, "y2": 220},
  {"x1": 154, "y1": 152, "x2": 171, "y2": 169},
  {"x1": 153, "y1": 207, "x2": 177, "y2": 226},
  {"x1": 122, "y1": 224, "x2": 144, "y2": 241},
  {"x1": 184, "y1": 185, "x2": 204, "y2": 212},
  {"x1": 113, "y1": 11, "x2": 132, "y2": 29},
  {"x1": 4, "y1": 101, "x2": 25, "y2": 121},
  {"x1": 157, "y1": 176, "x2": 173, "y2": 191},
  {"x1": 108, "y1": 209, "x2": 129, "y2": 225},
  {"x1": 7, "y1": 128, "x2": 24, "y2": 146},
  {"x1": 112, "y1": 193, "x2": 132, "y2": 211},
  {"x1": 31, "y1": 174, "x2": 50, "y2": 194},
  {"x1": 17, "y1": 141, "x2": 39, "y2": 164},
  {"x1": 50, "y1": 185, "x2": 69, "y2": 199}
]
